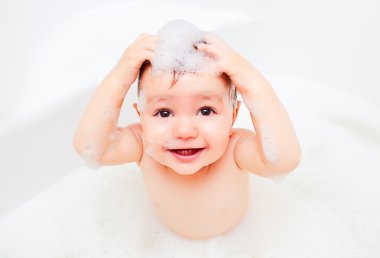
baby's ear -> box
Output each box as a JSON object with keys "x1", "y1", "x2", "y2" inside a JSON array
[
  {"x1": 231, "y1": 100, "x2": 241, "y2": 126},
  {"x1": 133, "y1": 103, "x2": 140, "y2": 117}
]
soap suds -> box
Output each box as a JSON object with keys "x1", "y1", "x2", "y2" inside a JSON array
[
  {"x1": 151, "y1": 19, "x2": 218, "y2": 76},
  {"x1": 80, "y1": 140, "x2": 101, "y2": 169},
  {"x1": 139, "y1": 19, "x2": 238, "y2": 111},
  {"x1": 2, "y1": 77, "x2": 380, "y2": 257},
  {"x1": 260, "y1": 125, "x2": 279, "y2": 164},
  {"x1": 102, "y1": 106, "x2": 118, "y2": 122}
]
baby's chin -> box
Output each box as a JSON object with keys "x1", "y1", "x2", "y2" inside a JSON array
[{"x1": 165, "y1": 163, "x2": 205, "y2": 176}]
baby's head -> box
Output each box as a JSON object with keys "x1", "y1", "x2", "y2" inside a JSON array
[{"x1": 133, "y1": 20, "x2": 241, "y2": 176}]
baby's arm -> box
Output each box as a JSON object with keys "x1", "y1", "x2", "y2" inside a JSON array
[
  {"x1": 73, "y1": 34, "x2": 157, "y2": 166},
  {"x1": 196, "y1": 35, "x2": 301, "y2": 177},
  {"x1": 233, "y1": 72, "x2": 302, "y2": 177}
]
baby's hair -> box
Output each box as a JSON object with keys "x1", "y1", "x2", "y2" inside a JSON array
[{"x1": 137, "y1": 60, "x2": 238, "y2": 110}]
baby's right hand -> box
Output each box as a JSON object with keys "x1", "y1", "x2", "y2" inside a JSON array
[{"x1": 110, "y1": 33, "x2": 158, "y2": 86}]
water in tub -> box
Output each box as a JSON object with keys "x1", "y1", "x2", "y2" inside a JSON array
[{"x1": 1, "y1": 10, "x2": 380, "y2": 258}]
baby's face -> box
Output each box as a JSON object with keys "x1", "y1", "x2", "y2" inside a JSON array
[{"x1": 136, "y1": 70, "x2": 235, "y2": 175}]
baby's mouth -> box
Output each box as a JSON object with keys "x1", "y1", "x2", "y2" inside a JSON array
[
  {"x1": 169, "y1": 148, "x2": 204, "y2": 156},
  {"x1": 167, "y1": 148, "x2": 205, "y2": 162}
]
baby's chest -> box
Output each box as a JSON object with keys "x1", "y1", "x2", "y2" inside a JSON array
[{"x1": 140, "y1": 160, "x2": 249, "y2": 212}]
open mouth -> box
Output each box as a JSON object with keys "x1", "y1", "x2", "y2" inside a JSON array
[
  {"x1": 170, "y1": 148, "x2": 203, "y2": 155},
  {"x1": 168, "y1": 148, "x2": 205, "y2": 162}
]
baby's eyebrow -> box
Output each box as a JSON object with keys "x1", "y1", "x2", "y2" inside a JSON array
[{"x1": 147, "y1": 93, "x2": 224, "y2": 104}]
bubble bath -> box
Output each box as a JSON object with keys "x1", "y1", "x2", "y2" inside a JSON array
[
  {"x1": 1, "y1": 3, "x2": 380, "y2": 258},
  {"x1": 2, "y1": 75, "x2": 380, "y2": 258}
]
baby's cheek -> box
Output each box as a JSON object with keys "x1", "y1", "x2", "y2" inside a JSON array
[
  {"x1": 201, "y1": 119, "x2": 231, "y2": 145},
  {"x1": 203, "y1": 117, "x2": 230, "y2": 133},
  {"x1": 142, "y1": 118, "x2": 169, "y2": 140},
  {"x1": 140, "y1": 121, "x2": 160, "y2": 152}
]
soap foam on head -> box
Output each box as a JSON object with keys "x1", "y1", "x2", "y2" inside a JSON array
[
  {"x1": 151, "y1": 19, "x2": 218, "y2": 76},
  {"x1": 139, "y1": 19, "x2": 238, "y2": 110}
]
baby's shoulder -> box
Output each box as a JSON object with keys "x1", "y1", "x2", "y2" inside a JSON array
[
  {"x1": 227, "y1": 128, "x2": 255, "y2": 154},
  {"x1": 127, "y1": 122, "x2": 143, "y2": 136},
  {"x1": 230, "y1": 128, "x2": 255, "y2": 142}
]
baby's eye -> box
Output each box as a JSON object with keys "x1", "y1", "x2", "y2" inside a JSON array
[
  {"x1": 154, "y1": 109, "x2": 172, "y2": 118},
  {"x1": 199, "y1": 106, "x2": 216, "y2": 116}
]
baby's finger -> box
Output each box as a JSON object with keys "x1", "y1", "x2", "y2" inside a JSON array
[
  {"x1": 195, "y1": 43, "x2": 219, "y2": 59},
  {"x1": 136, "y1": 33, "x2": 154, "y2": 40},
  {"x1": 142, "y1": 49, "x2": 155, "y2": 62},
  {"x1": 140, "y1": 40, "x2": 158, "y2": 51},
  {"x1": 136, "y1": 34, "x2": 158, "y2": 46},
  {"x1": 202, "y1": 32, "x2": 221, "y2": 44}
]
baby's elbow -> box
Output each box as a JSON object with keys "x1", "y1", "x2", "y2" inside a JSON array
[
  {"x1": 72, "y1": 134, "x2": 86, "y2": 156},
  {"x1": 267, "y1": 152, "x2": 302, "y2": 177},
  {"x1": 286, "y1": 149, "x2": 302, "y2": 170},
  {"x1": 286, "y1": 154, "x2": 301, "y2": 173},
  {"x1": 72, "y1": 134, "x2": 81, "y2": 154}
]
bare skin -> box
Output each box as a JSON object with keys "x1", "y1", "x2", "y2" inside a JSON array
[{"x1": 73, "y1": 33, "x2": 301, "y2": 240}]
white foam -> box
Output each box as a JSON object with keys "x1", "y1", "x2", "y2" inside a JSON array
[
  {"x1": 2, "y1": 12, "x2": 380, "y2": 258},
  {"x1": 80, "y1": 140, "x2": 101, "y2": 169},
  {"x1": 151, "y1": 19, "x2": 218, "y2": 76},
  {"x1": 102, "y1": 106, "x2": 118, "y2": 122},
  {"x1": 260, "y1": 126, "x2": 279, "y2": 164}
]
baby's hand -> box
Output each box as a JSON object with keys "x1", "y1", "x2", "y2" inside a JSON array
[
  {"x1": 111, "y1": 33, "x2": 158, "y2": 86},
  {"x1": 195, "y1": 34, "x2": 266, "y2": 96}
]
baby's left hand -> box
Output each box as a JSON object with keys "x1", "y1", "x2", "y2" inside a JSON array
[{"x1": 195, "y1": 33, "x2": 267, "y2": 96}]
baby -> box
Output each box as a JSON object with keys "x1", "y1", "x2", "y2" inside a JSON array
[{"x1": 73, "y1": 20, "x2": 301, "y2": 240}]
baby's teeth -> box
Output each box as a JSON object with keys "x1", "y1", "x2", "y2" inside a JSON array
[{"x1": 176, "y1": 149, "x2": 196, "y2": 155}]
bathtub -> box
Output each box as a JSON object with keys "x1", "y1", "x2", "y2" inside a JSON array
[{"x1": 1, "y1": 0, "x2": 380, "y2": 257}]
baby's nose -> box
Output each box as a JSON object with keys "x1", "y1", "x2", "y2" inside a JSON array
[{"x1": 173, "y1": 117, "x2": 198, "y2": 139}]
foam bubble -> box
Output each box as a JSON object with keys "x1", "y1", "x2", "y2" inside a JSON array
[
  {"x1": 102, "y1": 106, "x2": 118, "y2": 122},
  {"x1": 80, "y1": 140, "x2": 101, "y2": 169},
  {"x1": 152, "y1": 19, "x2": 217, "y2": 76},
  {"x1": 260, "y1": 126, "x2": 279, "y2": 164}
]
